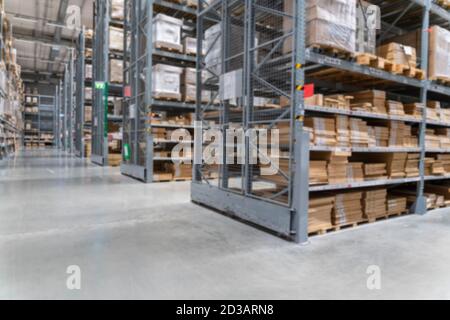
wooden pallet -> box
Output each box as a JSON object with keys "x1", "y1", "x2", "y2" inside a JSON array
[
  {"x1": 430, "y1": 76, "x2": 450, "y2": 86},
  {"x1": 309, "y1": 211, "x2": 409, "y2": 236},
  {"x1": 310, "y1": 44, "x2": 355, "y2": 60},
  {"x1": 154, "y1": 41, "x2": 183, "y2": 54},
  {"x1": 153, "y1": 93, "x2": 182, "y2": 102},
  {"x1": 309, "y1": 219, "x2": 369, "y2": 236},
  {"x1": 356, "y1": 53, "x2": 425, "y2": 80}
]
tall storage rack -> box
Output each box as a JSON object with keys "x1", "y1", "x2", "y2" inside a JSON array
[
  {"x1": 192, "y1": 0, "x2": 450, "y2": 243},
  {"x1": 23, "y1": 94, "x2": 56, "y2": 148},
  {"x1": 121, "y1": 0, "x2": 197, "y2": 182},
  {"x1": 62, "y1": 57, "x2": 75, "y2": 152},
  {"x1": 55, "y1": 84, "x2": 62, "y2": 149},
  {"x1": 91, "y1": 0, "x2": 124, "y2": 166},
  {"x1": 74, "y1": 29, "x2": 86, "y2": 158}
]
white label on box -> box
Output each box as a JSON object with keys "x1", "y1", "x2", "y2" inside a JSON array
[
  {"x1": 403, "y1": 46, "x2": 413, "y2": 56},
  {"x1": 94, "y1": 117, "x2": 98, "y2": 126}
]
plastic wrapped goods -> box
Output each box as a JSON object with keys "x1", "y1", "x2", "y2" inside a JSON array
[
  {"x1": 152, "y1": 14, "x2": 183, "y2": 52},
  {"x1": 109, "y1": 26, "x2": 124, "y2": 52},
  {"x1": 283, "y1": 0, "x2": 356, "y2": 54},
  {"x1": 109, "y1": 59, "x2": 123, "y2": 83},
  {"x1": 152, "y1": 64, "x2": 183, "y2": 100},
  {"x1": 111, "y1": 0, "x2": 124, "y2": 20},
  {"x1": 429, "y1": 26, "x2": 450, "y2": 80}
]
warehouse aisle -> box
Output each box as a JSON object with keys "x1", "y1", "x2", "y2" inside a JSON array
[{"x1": 1, "y1": 149, "x2": 450, "y2": 299}]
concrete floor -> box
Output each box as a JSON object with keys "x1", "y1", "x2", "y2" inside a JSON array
[{"x1": 1, "y1": 149, "x2": 450, "y2": 299}]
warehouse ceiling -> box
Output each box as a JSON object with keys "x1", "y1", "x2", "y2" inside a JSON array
[{"x1": 4, "y1": 0, "x2": 93, "y2": 84}]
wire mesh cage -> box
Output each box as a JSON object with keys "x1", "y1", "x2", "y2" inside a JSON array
[{"x1": 195, "y1": 0, "x2": 298, "y2": 207}]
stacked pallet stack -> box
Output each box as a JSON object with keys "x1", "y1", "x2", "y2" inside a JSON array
[
  {"x1": 363, "y1": 163, "x2": 387, "y2": 180},
  {"x1": 309, "y1": 160, "x2": 328, "y2": 185},
  {"x1": 403, "y1": 103, "x2": 423, "y2": 119},
  {"x1": 367, "y1": 125, "x2": 389, "y2": 147},
  {"x1": 349, "y1": 118, "x2": 369, "y2": 147},
  {"x1": 332, "y1": 191, "x2": 363, "y2": 225},
  {"x1": 305, "y1": 117, "x2": 336, "y2": 146},
  {"x1": 385, "y1": 153, "x2": 407, "y2": 178},
  {"x1": 335, "y1": 115, "x2": 350, "y2": 147},
  {"x1": 308, "y1": 195, "x2": 334, "y2": 233},
  {"x1": 323, "y1": 95, "x2": 352, "y2": 110},
  {"x1": 386, "y1": 100, "x2": 405, "y2": 116},
  {"x1": 405, "y1": 153, "x2": 420, "y2": 177},
  {"x1": 387, "y1": 195, "x2": 408, "y2": 215},
  {"x1": 363, "y1": 188, "x2": 387, "y2": 219},
  {"x1": 427, "y1": 101, "x2": 440, "y2": 122},
  {"x1": 350, "y1": 90, "x2": 387, "y2": 114}
]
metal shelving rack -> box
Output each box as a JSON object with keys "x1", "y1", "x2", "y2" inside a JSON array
[
  {"x1": 120, "y1": 0, "x2": 197, "y2": 182},
  {"x1": 74, "y1": 28, "x2": 86, "y2": 158},
  {"x1": 91, "y1": 0, "x2": 124, "y2": 166},
  {"x1": 192, "y1": 0, "x2": 450, "y2": 243},
  {"x1": 23, "y1": 94, "x2": 56, "y2": 148}
]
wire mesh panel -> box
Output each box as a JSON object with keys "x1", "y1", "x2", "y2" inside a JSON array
[
  {"x1": 74, "y1": 30, "x2": 86, "y2": 157},
  {"x1": 121, "y1": 0, "x2": 152, "y2": 181},
  {"x1": 193, "y1": 0, "x2": 307, "y2": 241},
  {"x1": 92, "y1": 0, "x2": 110, "y2": 165},
  {"x1": 195, "y1": 0, "x2": 296, "y2": 206}
]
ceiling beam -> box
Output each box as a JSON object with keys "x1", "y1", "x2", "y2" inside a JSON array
[
  {"x1": 12, "y1": 28, "x2": 75, "y2": 49},
  {"x1": 48, "y1": 0, "x2": 70, "y2": 73}
]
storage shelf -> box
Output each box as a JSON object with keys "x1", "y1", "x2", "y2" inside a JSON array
[
  {"x1": 310, "y1": 146, "x2": 421, "y2": 153},
  {"x1": 309, "y1": 177, "x2": 421, "y2": 192},
  {"x1": 305, "y1": 105, "x2": 422, "y2": 123}
]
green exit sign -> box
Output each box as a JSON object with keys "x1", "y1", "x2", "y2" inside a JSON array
[{"x1": 95, "y1": 81, "x2": 105, "y2": 90}]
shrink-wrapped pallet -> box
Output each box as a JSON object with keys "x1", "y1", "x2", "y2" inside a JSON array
[
  {"x1": 85, "y1": 64, "x2": 92, "y2": 79},
  {"x1": 111, "y1": 0, "x2": 124, "y2": 20},
  {"x1": 153, "y1": 14, "x2": 183, "y2": 52},
  {"x1": 109, "y1": 26, "x2": 124, "y2": 52},
  {"x1": 283, "y1": 0, "x2": 356, "y2": 54},
  {"x1": 152, "y1": 64, "x2": 183, "y2": 100},
  {"x1": 109, "y1": 59, "x2": 123, "y2": 83}
]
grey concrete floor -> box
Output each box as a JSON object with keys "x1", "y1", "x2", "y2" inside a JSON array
[{"x1": 1, "y1": 149, "x2": 450, "y2": 300}]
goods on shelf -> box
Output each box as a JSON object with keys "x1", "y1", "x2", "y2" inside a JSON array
[
  {"x1": 109, "y1": 59, "x2": 123, "y2": 83},
  {"x1": 403, "y1": 103, "x2": 423, "y2": 119},
  {"x1": 349, "y1": 118, "x2": 369, "y2": 147},
  {"x1": 405, "y1": 153, "x2": 420, "y2": 177},
  {"x1": 183, "y1": 37, "x2": 199, "y2": 55},
  {"x1": 389, "y1": 25, "x2": 450, "y2": 81},
  {"x1": 153, "y1": 14, "x2": 183, "y2": 52},
  {"x1": 152, "y1": 64, "x2": 183, "y2": 100},
  {"x1": 363, "y1": 163, "x2": 387, "y2": 180},
  {"x1": 284, "y1": 0, "x2": 357, "y2": 54},
  {"x1": 309, "y1": 160, "x2": 328, "y2": 185},
  {"x1": 367, "y1": 125, "x2": 388, "y2": 147},
  {"x1": 109, "y1": 26, "x2": 124, "y2": 52},
  {"x1": 351, "y1": 90, "x2": 386, "y2": 114},
  {"x1": 377, "y1": 42, "x2": 417, "y2": 67},
  {"x1": 333, "y1": 191, "x2": 363, "y2": 225},
  {"x1": 111, "y1": 0, "x2": 124, "y2": 20},
  {"x1": 363, "y1": 188, "x2": 387, "y2": 219},
  {"x1": 323, "y1": 94, "x2": 352, "y2": 109},
  {"x1": 387, "y1": 195, "x2": 408, "y2": 215},
  {"x1": 305, "y1": 116, "x2": 336, "y2": 146},
  {"x1": 85, "y1": 106, "x2": 92, "y2": 123},
  {"x1": 386, "y1": 100, "x2": 405, "y2": 116},
  {"x1": 308, "y1": 195, "x2": 334, "y2": 233},
  {"x1": 85, "y1": 64, "x2": 93, "y2": 79}
]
